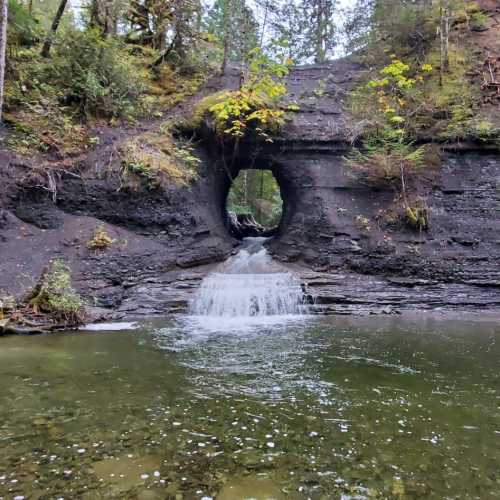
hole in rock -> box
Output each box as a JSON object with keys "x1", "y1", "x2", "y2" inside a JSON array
[{"x1": 225, "y1": 169, "x2": 283, "y2": 239}]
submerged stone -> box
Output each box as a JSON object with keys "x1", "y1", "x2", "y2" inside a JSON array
[
  {"x1": 217, "y1": 475, "x2": 286, "y2": 500},
  {"x1": 91, "y1": 455, "x2": 161, "y2": 492}
]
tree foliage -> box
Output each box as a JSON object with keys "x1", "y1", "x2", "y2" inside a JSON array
[
  {"x1": 346, "y1": 57, "x2": 439, "y2": 230},
  {"x1": 343, "y1": 0, "x2": 438, "y2": 61},
  {"x1": 227, "y1": 169, "x2": 282, "y2": 227},
  {"x1": 8, "y1": 0, "x2": 39, "y2": 48},
  {"x1": 303, "y1": 0, "x2": 336, "y2": 63},
  {"x1": 208, "y1": 47, "x2": 292, "y2": 140},
  {"x1": 205, "y1": 0, "x2": 258, "y2": 69},
  {"x1": 50, "y1": 28, "x2": 146, "y2": 118},
  {"x1": 1, "y1": 0, "x2": 345, "y2": 132},
  {"x1": 269, "y1": 0, "x2": 337, "y2": 63}
]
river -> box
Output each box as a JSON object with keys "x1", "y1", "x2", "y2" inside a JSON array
[{"x1": 0, "y1": 313, "x2": 499, "y2": 499}]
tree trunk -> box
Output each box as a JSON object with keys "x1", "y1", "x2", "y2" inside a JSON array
[
  {"x1": 257, "y1": 169, "x2": 264, "y2": 222},
  {"x1": 103, "y1": 0, "x2": 112, "y2": 37},
  {"x1": 221, "y1": 33, "x2": 229, "y2": 73},
  {"x1": 41, "y1": 0, "x2": 69, "y2": 57},
  {"x1": 89, "y1": 0, "x2": 100, "y2": 28},
  {"x1": 259, "y1": 0, "x2": 269, "y2": 48},
  {"x1": 194, "y1": 2, "x2": 202, "y2": 49},
  {"x1": 0, "y1": 0, "x2": 8, "y2": 123},
  {"x1": 152, "y1": 10, "x2": 168, "y2": 50},
  {"x1": 221, "y1": 0, "x2": 230, "y2": 74},
  {"x1": 439, "y1": 0, "x2": 450, "y2": 86},
  {"x1": 315, "y1": 0, "x2": 325, "y2": 63},
  {"x1": 243, "y1": 170, "x2": 248, "y2": 207},
  {"x1": 443, "y1": 0, "x2": 450, "y2": 71}
]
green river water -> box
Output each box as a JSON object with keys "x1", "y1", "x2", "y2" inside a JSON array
[{"x1": 0, "y1": 314, "x2": 499, "y2": 499}]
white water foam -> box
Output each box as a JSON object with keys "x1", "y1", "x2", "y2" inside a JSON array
[
  {"x1": 80, "y1": 322, "x2": 139, "y2": 332},
  {"x1": 189, "y1": 237, "x2": 306, "y2": 322}
]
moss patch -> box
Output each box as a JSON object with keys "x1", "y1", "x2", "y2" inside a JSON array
[
  {"x1": 119, "y1": 126, "x2": 200, "y2": 189},
  {"x1": 27, "y1": 260, "x2": 85, "y2": 326}
]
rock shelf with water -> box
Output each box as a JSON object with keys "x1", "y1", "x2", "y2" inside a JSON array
[{"x1": 190, "y1": 238, "x2": 307, "y2": 319}]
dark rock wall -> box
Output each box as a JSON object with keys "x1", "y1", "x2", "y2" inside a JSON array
[
  {"x1": 203, "y1": 59, "x2": 500, "y2": 286},
  {"x1": 0, "y1": 60, "x2": 498, "y2": 314},
  {"x1": 261, "y1": 150, "x2": 499, "y2": 286}
]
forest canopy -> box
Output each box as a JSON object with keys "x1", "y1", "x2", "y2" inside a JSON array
[{"x1": 3, "y1": 0, "x2": 497, "y2": 125}]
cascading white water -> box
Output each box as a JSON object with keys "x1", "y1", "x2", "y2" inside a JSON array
[{"x1": 190, "y1": 237, "x2": 305, "y2": 317}]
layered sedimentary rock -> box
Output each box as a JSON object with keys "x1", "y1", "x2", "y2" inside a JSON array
[{"x1": 0, "y1": 59, "x2": 498, "y2": 316}]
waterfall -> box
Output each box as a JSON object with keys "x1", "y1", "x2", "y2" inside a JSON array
[{"x1": 190, "y1": 238, "x2": 305, "y2": 318}]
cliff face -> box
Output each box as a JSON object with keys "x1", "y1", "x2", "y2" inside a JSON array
[
  {"x1": 201, "y1": 58, "x2": 500, "y2": 287},
  {"x1": 262, "y1": 148, "x2": 500, "y2": 285},
  {"x1": 0, "y1": 53, "x2": 499, "y2": 317}
]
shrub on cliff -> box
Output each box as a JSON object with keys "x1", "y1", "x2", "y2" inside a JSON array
[
  {"x1": 346, "y1": 57, "x2": 437, "y2": 182},
  {"x1": 345, "y1": 136, "x2": 429, "y2": 187},
  {"x1": 119, "y1": 126, "x2": 200, "y2": 189},
  {"x1": 28, "y1": 260, "x2": 85, "y2": 326},
  {"x1": 348, "y1": 2, "x2": 499, "y2": 146},
  {"x1": 346, "y1": 57, "x2": 440, "y2": 231},
  {"x1": 4, "y1": 42, "x2": 206, "y2": 155},
  {"x1": 192, "y1": 47, "x2": 293, "y2": 142},
  {"x1": 87, "y1": 225, "x2": 115, "y2": 251},
  {"x1": 50, "y1": 29, "x2": 147, "y2": 119}
]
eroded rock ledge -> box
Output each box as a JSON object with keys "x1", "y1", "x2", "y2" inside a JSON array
[
  {"x1": 89, "y1": 268, "x2": 500, "y2": 319},
  {"x1": 0, "y1": 60, "x2": 499, "y2": 320}
]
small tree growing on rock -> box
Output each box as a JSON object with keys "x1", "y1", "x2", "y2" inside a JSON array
[
  {"x1": 28, "y1": 260, "x2": 85, "y2": 326},
  {"x1": 345, "y1": 56, "x2": 439, "y2": 230},
  {"x1": 205, "y1": 46, "x2": 293, "y2": 141}
]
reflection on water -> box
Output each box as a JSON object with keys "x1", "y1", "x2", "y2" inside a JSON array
[{"x1": 0, "y1": 314, "x2": 499, "y2": 499}]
